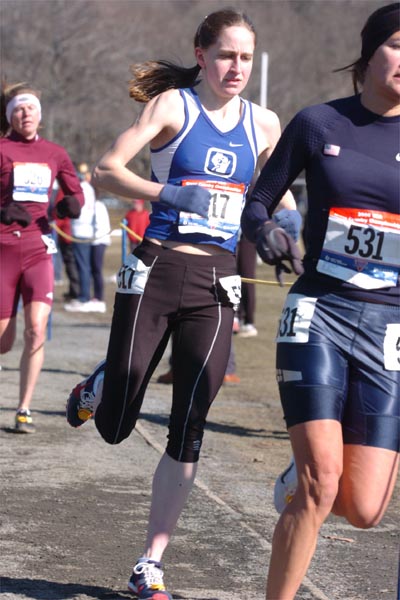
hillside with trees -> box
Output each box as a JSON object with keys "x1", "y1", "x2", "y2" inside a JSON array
[{"x1": 1, "y1": 0, "x2": 384, "y2": 179}]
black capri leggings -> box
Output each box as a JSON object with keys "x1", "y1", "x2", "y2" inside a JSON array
[{"x1": 95, "y1": 239, "x2": 240, "y2": 462}]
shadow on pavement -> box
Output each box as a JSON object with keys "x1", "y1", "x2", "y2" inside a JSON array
[
  {"x1": 0, "y1": 577, "x2": 128, "y2": 599},
  {"x1": 0, "y1": 577, "x2": 225, "y2": 600},
  {"x1": 140, "y1": 411, "x2": 289, "y2": 440},
  {"x1": 1, "y1": 365, "x2": 87, "y2": 377}
]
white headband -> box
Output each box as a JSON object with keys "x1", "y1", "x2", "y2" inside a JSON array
[{"x1": 6, "y1": 93, "x2": 42, "y2": 124}]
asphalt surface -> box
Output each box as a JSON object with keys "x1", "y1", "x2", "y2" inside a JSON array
[{"x1": 1, "y1": 288, "x2": 399, "y2": 600}]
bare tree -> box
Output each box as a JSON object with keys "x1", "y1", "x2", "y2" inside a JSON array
[{"x1": 1, "y1": 0, "x2": 383, "y2": 177}]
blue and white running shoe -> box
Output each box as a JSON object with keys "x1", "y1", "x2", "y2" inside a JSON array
[
  {"x1": 66, "y1": 360, "x2": 105, "y2": 427},
  {"x1": 128, "y1": 558, "x2": 172, "y2": 599},
  {"x1": 274, "y1": 456, "x2": 298, "y2": 514}
]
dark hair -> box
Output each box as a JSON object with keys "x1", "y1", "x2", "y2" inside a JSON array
[
  {"x1": 129, "y1": 8, "x2": 256, "y2": 102},
  {"x1": 335, "y1": 2, "x2": 400, "y2": 93},
  {"x1": 0, "y1": 81, "x2": 41, "y2": 137}
]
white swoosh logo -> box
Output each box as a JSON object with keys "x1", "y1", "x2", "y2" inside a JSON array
[
  {"x1": 396, "y1": 153, "x2": 400, "y2": 162},
  {"x1": 229, "y1": 142, "x2": 243, "y2": 147}
]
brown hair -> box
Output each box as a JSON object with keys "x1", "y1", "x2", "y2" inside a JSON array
[
  {"x1": 129, "y1": 8, "x2": 256, "y2": 102},
  {"x1": 0, "y1": 81, "x2": 41, "y2": 137}
]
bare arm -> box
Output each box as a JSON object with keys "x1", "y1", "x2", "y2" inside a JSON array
[{"x1": 92, "y1": 89, "x2": 184, "y2": 202}]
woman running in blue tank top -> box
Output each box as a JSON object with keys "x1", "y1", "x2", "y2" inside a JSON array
[{"x1": 66, "y1": 9, "x2": 301, "y2": 599}]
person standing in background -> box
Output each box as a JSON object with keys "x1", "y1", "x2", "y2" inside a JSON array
[
  {"x1": 64, "y1": 162, "x2": 96, "y2": 313},
  {"x1": 235, "y1": 231, "x2": 258, "y2": 337},
  {"x1": 125, "y1": 198, "x2": 150, "y2": 251},
  {"x1": 90, "y1": 198, "x2": 111, "y2": 313},
  {"x1": 0, "y1": 81, "x2": 83, "y2": 433},
  {"x1": 51, "y1": 184, "x2": 80, "y2": 301},
  {"x1": 48, "y1": 181, "x2": 64, "y2": 285}
]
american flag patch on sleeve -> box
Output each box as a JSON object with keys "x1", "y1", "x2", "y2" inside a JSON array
[{"x1": 323, "y1": 144, "x2": 341, "y2": 156}]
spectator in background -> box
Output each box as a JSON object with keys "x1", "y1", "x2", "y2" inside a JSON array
[
  {"x1": 64, "y1": 162, "x2": 97, "y2": 313},
  {"x1": 90, "y1": 198, "x2": 111, "y2": 313},
  {"x1": 52, "y1": 184, "x2": 80, "y2": 301},
  {"x1": 235, "y1": 231, "x2": 258, "y2": 337},
  {"x1": 125, "y1": 199, "x2": 150, "y2": 251},
  {"x1": 48, "y1": 180, "x2": 64, "y2": 285},
  {"x1": 0, "y1": 81, "x2": 83, "y2": 433}
]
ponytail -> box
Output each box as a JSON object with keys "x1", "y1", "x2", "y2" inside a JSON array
[
  {"x1": 334, "y1": 58, "x2": 367, "y2": 94},
  {"x1": 129, "y1": 60, "x2": 200, "y2": 102}
]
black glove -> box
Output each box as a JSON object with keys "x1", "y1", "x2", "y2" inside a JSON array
[
  {"x1": 0, "y1": 202, "x2": 32, "y2": 227},
  {"x1": 256, "y1": 221, "x2": 304, "y2": 286},
  {"x1": 159, "y1": 184, "x2": 211, "y2": 218},
  {"x1": 56, "y1": 195, "x2": 81, "y2": 219},
  {"x1": 273, "y1": 209, "x2": 302, "y2": 242}
]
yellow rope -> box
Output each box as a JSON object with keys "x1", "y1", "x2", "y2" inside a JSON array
[
  {"x1": 50, "y1": 222, "x2": 112, "y2": 243},
  {"x1": 53, "y1": 220, "x2": 292, "y2": 287},
  {"x1": 120, "y1": 222, "x2": 292, "y2": 287},
  {"x1": 53, "y1": 221, "x2": 292, "y2": 286},
  {"x1": 120, "y1": 221, "x2": 143, "y2": 242},
  {"x1": 241, "y1": 277, "x2": 292, "y2": 287}
]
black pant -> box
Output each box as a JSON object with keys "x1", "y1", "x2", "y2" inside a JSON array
[
  {"x1": 90, "y1": 244, "x2": 107, "y2": 300},
  {"x1": 95, "y1": 240, "x2": 238, "y2": 461},
  {"x1": 237, "y1": 236, "x2": 256, "y2": 324},
  {"x1": 58, "y1": 240, "x2": 79, "y2": 299}
]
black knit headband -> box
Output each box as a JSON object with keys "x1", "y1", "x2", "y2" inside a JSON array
[{"x1": 361, "y1": 2, "x2": 400, "y2": 61}]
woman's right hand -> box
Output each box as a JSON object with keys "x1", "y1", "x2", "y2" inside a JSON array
[
  {"x1": 0, "y1": 202, "x2": 32, "y2": 227},
  {"x1": 159, "y1": 184, "x2": 211, "y2": 218}
]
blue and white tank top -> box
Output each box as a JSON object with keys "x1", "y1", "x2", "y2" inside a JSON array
[{"x1": 145, "y1": 87, "x2": 258, "y2": 253}]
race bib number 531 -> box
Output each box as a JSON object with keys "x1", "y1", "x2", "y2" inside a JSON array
[{"x1": 317, "y1": 208, "x2": 400, "y2": 289}]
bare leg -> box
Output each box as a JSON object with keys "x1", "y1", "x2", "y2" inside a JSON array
[
  {"x1": 18, "y1": 302, "x2": 51, "y2": 411},
  {"x1": 143, "y1": 453, "x2": 198, "y2": 562},
  {"x1": 333, "y1": 445, "x2": 399, "y2": 527},
  {"x1": 266, "y1": 420, "x2": 343, "y2": 600},
  {"x1": 0, "y1": 316, "x2": 17, "y2": 354}
]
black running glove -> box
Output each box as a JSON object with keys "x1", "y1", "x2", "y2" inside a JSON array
[
  {"x1": 159, "y1": 184, "x2": 211, "y2": 218},
  {"x1": 56, "y1": 195, "x2": 81, "y2": 219},
  {"x1": 0, "y1": 202, "x2": 32, "y2": 227},
  {"x1": 256, "y1": 221, "x2": 304, "y2": 286}
]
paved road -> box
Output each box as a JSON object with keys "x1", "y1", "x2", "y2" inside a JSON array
[{"x1": 1, "y1": 307, "x2": 399, "y2": 600}]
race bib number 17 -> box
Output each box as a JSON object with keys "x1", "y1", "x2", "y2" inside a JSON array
[{"x1": 178, "y1": 179, "x2": 245, "y2": 240}]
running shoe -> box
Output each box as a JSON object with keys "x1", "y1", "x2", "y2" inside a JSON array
[
  {"x1": 89, "y1": 299, "x2": 106, "y2": 313},
  {"x1": 274, "y1": 457, "x2": 298, "y2": 514},
  {"x1": 15, "y1": 409, "x2": 35, "y2": 434},
  {"x1": 237, "y1": 323, "x2": 258, "y2": 338},
  {"x1": 66, "y1": 360, "x2": 105, "y2": 427},
  {"x1": 128, "y1": 558, "x2": 172, "y2": 599},
  {"x1": 64, "y1": 299, "x2": 99, "y2": 313}
]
